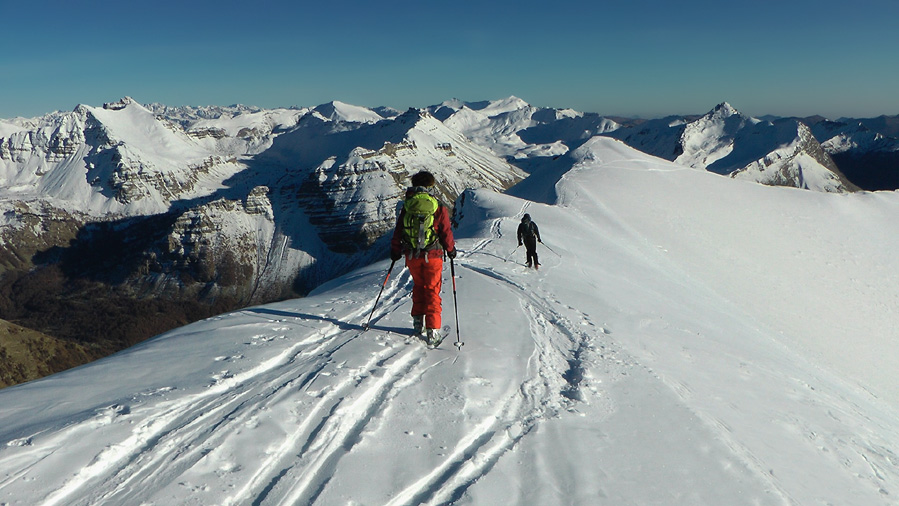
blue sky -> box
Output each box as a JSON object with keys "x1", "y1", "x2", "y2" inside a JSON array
[{"x1": 2, "y1": 0, "x2": 898, "y2": 120}]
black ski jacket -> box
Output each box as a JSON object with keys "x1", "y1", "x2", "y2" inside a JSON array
[{"x1": 517, "y1": 221, "x2": 541, "y2": 245}]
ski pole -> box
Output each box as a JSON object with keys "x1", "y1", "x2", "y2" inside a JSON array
[
  {"x1": 503, "y1": 245, "x2": 520, "y2": 262},
  {"x1": 363, "y1": 259, "x2": 396, "y2": 330},
  {"x1": 540, "y1": 241, "x2": 561, "y2": 257},
  {"x1": 450, "y1": 257, "x2": 463, "y2": 350}
]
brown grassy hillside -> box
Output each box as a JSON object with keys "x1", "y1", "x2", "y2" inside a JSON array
[{"x1": 0, "y1": 319, "x2": 98, "y2": 388}]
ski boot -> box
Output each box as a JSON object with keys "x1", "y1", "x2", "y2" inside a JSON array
[
  {"x1": 413, "y1": 315, "x2": 425, "y2": 336},
  {"x1": 425, "y1": 328, "x2": 444, "y2": 348}
]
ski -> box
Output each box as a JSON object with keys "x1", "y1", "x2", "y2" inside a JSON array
[{"x1": 371, "y1": 325, "x2": 454, "y2": 350}]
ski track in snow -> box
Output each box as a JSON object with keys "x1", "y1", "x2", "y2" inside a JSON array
[
  {"x1": 3, "y1": 212, "x2": 624, "y2": 506},
  {"x1": 373, "y1": 216, "x2": 624, "y2": 505},
  {"x1": 237, "y1": 339, "x2": 428, "y2": 506},
  {"x1": 348, "y1": 221, "x2": 611, "y2": 505},
  {"x1": 385, "y1": 214, "x2": 638, "y2": 505},
  {"x1": 0, "y1": 267, "x2": 416, "y2": 505},
  {"x1": 35, "y1": 320, "x2": 377, "y2": 504}
]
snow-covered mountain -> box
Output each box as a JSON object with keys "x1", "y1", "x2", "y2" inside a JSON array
[
  {"x1": 433, "y1": 96, "x2": 616, "y2": 160},
  {"x1": 0, "y1": 95, "x2": 894, "y2": 388},
  {"x1": 687, "y1": 105, "x2": 854, "y2": 192},
  {"x1": 807, "y1": 118, "x2": 899, "y2": 190},
  {"x1": 598, "y1": 103, "x2": 856, "y2": 192},
  {"x1": 312, "y1": 100, "x2": 388, "y2": 123},
  {"x1": 0, "y1": 97, "x2": 298, "y2": 215},
  {"x1": 1, "y1": 137, "x2": 897, "y2": 505},
  {"x1": 0, "y1": 98, "x2": 525, "y2": 383},
  {"x1": 440, "y1": 99, "x2": 865, "y2": 193}
]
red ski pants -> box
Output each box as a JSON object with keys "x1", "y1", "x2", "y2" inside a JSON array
[{"x1": 405, "y1": 254, "x2": 443, "y2": 329}]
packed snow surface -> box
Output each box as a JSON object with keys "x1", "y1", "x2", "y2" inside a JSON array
[{"x1": 1, "y1": 138, "x2": 898, "y2": 505}]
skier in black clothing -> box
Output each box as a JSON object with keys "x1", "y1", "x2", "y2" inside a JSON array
[{"x1": 517, "y1": 213, "x2": 542, "y2": 269}]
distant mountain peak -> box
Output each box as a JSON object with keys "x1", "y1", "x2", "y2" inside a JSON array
[
  {"x1": 708, "y1": 102, "x2": 740, "y2": 119},
  {"x1": 312, "y1": 101, "x2": 383, "y2": 123}
]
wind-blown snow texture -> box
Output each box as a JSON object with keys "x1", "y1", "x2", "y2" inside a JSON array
[{"x1": 1, "y1": 138, "x2": 898, "y2": 505}]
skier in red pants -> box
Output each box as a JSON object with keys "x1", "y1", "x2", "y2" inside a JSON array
[{"x1": 390, "y1": 171, "x2": 456, "y2": 345}]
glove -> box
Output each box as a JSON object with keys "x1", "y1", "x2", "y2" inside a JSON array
[
  {"x1": 390, "y1": 250, "x2": 402, "y2": 261},
  {"x1": 518, "y1": 241, "x2": 522, "y2": 247},
  {"x1": 446, "y1": 249, "x2": 457, "y2": 259},
  {"x1": 538, "y1": 239, "x2": 542, "y2": 243}
]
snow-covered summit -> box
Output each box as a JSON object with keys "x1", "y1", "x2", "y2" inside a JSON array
[
  {"x1": 675, "y1": 101, "x2": 757, "y2": 168},
  {"x1": 313, "y1": 100, "x2": 385, "y2": 123},
  {"x1": 431, "y1": 96, "x2": 530, "y2": 117},
  {"x1": 708, "y1": 101, "x2": 740, "y2": 118},
  {"x1": 0, "y1": 97, "x2": 293, "y2": 216},
  {"x1": 471, "y1": 95, "x2": 531, "y2": 116}
]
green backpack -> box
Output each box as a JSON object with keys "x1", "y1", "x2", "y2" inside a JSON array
[{"x1": 402, "y1": 192, "x2": 440, "y2": 253}]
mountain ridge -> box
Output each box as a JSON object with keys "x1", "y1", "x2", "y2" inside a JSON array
[{"x1": 0, "y1": 95, "x2": 895, "y2": 388}]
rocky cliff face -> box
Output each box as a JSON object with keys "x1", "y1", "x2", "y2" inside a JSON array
[
  {"x1": 253, "y1": 107, "x2": 523, "y2": 256},
  {"x1": 152, "y1": 186, "x2": 278, "y2": 298},
  {"x1": 810, "y1": 120, "x2": 899, "y2": 191},
  {"x1": 730, "y1": 121, "x2": 859, "y2": 192},
  {"x1": 0, "y1": 201, "x2": 88, "y2": 274}
]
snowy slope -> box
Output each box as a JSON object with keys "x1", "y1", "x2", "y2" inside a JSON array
[{"x1": 1, "y1": 138, "x2": 898, "y2": 505}]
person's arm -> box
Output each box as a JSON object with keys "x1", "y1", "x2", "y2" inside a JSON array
[
  {"x1": 435, "y1": 206, "x2": 455, "y2": 255},
  {"x1": 390, "y1": 210, "x2": 405, "y2": 260}
]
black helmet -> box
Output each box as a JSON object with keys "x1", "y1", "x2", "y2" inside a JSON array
[{"x1": 521, "y1": 214, "x2": 531, "y2": 223}]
